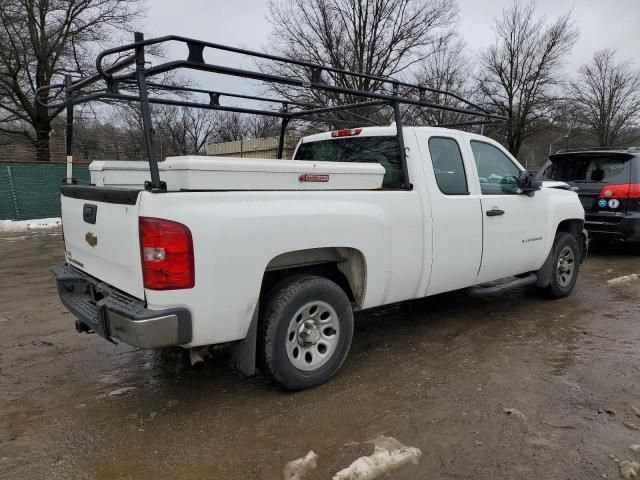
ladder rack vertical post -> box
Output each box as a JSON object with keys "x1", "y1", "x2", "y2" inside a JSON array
[
  {"x1": 392, "y1": 100, "x2": 410, "y2": 189},
  {"x1": 64, "y1": 75, "x2": 74, "y2": 184},
  {"x1": 134, "y1": 32, "x2": 163, "y2": 191},
  {"x1": 277, "y1": 105, "x2": 290, "y2": 159}
]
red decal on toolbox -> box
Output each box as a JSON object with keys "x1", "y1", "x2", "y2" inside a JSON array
[{"x1": 299, "y1": 174, "x2": 329, "y2": 182}]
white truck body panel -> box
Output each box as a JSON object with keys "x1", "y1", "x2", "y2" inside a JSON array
[
  {"x1": 90, "y1": 157, "x2": 385, "y2": 191},
  {"x1": 139, "y1": 189, "x2": 424, "y2": 344},
  {"x1": 60, "y1": 126, "x2": 585, "y2": 348}
]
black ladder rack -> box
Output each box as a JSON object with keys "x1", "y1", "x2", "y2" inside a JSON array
[{"x1": 36, "y1": 32, "x2": 507, "y2": 191}]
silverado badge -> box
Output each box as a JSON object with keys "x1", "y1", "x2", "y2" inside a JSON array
[{"x1": 85, "y1": 232, "x2": 97, "y2": 247}]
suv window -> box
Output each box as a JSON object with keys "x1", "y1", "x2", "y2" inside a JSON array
[
  {"x1": 544, "y1": 156, "x2": 630, "y2": 183},
  {"x1": 294, "y1": 136, "x2": 403, "y2": 188},
  {"x1": 428, "y1": 137, "x2": 468, "y2": 195},
  {"x1": 470, "y1": 141, "x2": 521, "y2": 194}
]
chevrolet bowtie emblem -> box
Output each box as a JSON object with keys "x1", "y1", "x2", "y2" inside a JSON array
[{"x1": 85, "y1": 232, "x2": 97, "y2": 247}]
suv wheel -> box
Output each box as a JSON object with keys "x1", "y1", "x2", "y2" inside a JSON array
[
  {"x1": 546, "y1": 233, "x2": 580, "y2": 299},
  {"x1": 259, "y1": 275, "x2": 354, "y2": 390}
]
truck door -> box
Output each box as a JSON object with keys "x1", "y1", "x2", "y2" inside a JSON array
[
  {"x1": 417, "y1": 133, "x2": 483, "y2": 296},
  {"x1": 467, "y1": 140, "x2": 548, "y2": 284}
]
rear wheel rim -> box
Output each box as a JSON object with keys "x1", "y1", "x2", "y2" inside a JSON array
[
  {"x1": 556, "y1": 245, "x2": 575, "y2": 288},
  {"x1": 285, "y1": 300, "x2": 340, "y2": 371}
]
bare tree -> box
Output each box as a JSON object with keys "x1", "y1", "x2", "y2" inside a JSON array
[
  {"x1": 155, "y1": 107, "x2": 219, "y2": 156},
  {"x1": 244, "y1": 115, "x2": 281, "y2": 139},
  {"x1": 477, "y1": 1, "x2": 578, "y2": 156},
  {"x1": 205, "y1": 112, "x2": 279, "y2": 144},
  {"x1": 569, "y1": 49, "x2": 640, "y2": 147},
  {"x1": 265, "y1": 0, "x2": 458, "y2": 122},
  {"x1": 412, "y1": 35, "x2": 476, "y2": 126},
  {"x1": 211, "y1": 112, "x2": 247, "y2": 143},
  {"x1": 0, "y1": 0, "x2": 143, "y2": 161}
]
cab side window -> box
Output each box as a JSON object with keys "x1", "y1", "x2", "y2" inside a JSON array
[
  {"x1": 428, "y1": 137, "x2": 469, "y2": 195},
  {"x1": 470, "y1": 141, "x2": 521, "y2": 195}
]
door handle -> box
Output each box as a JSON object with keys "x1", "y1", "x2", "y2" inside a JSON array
[
  {"x1": 83, "y1": 203, "x2": 97, "y2": 224},
  {"x1": 486, "y1": 208, "x2": 505, "y2": 217}
]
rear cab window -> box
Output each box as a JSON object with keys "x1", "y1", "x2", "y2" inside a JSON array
[
  {"x1": 543, "y1": 155, "x2": 632, "y2": 184},
  {"x1": 543, "y1": 153, "x2": 637, "y2": 214},
  {"x1": 294, "y1": 136, "x2": 404, "y2": 188},
  {"x1": 427, "y1": 137, "x2": 469, "y2": 195}
]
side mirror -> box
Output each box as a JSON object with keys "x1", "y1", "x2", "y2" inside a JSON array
[{"x1": 517, "y1": 170, "x2": 542, "y2": 195}]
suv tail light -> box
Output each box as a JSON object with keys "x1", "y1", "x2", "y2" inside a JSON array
[
  {"x1": 139, "y1": 217, "x2": 194, "y2": 290},
  {"x1": 331, "y1": 128, "x2": 362, "y2": 138},
  {"x1": 599, "y1": 183, "x2": 640, "y2": 199}
]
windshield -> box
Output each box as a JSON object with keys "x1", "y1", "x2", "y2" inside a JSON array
[{"x1": 294, "y1": 136, "x2": 403, "y2": 188}]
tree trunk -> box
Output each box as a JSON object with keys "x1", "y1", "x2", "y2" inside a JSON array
[
  {"x1": 35, "y1": 120, "x2": 51, "y2": 162},
  {"x1": 507, "y1": 126, "x2": 521, "y2": 157},
  {"x1": 597, "y1": 127, "x2": 609, "y2": 147}
]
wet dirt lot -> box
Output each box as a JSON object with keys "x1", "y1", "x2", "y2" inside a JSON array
[{"x1": 1, "y1": 231, "x2": 639, "y2": 480}]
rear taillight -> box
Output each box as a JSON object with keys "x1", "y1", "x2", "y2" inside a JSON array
[
  {"x1": 331, "y1": 128, "x2": 362, "y2": 138},
  {"x1": 599, "y1": 183, "x2": 640, "y2": 199},
  {"x1": 139, "y1": 217, "x2": 194, "y2": 290}
]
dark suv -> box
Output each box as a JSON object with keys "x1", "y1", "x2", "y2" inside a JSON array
[{"x1": 541, "y1": 148, "x2": 640, "y2": 244}]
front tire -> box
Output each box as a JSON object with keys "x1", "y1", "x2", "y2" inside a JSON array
[
  {"x1": 259, "y1": 275, "x2": 354, "y2": 390},
  {"x1": 546, "y1": 233, "x2": 580, "y2": 299}
]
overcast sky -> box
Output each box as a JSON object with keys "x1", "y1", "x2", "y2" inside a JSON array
[{"x1": 138, "y1": 0, "x2": 640, "y2": 95}]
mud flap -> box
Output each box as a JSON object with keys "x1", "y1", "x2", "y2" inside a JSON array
[
  {"x1": 580, "y1": 229, "x2": 589, "y2": 262},
  {"x1": 536, "y1": 230, "x2": 586, "y2": 288},
  {"x1": 232, "y1": 304, "x2": 259, "y2": 377},
  {"x1": 535, "y1": 246, "x2": 555, "y2": 288}
]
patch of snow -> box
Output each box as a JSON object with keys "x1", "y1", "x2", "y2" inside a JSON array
[
  {"x1": 332, "y1": 436, "x2": 421, "y2": 480},
  {"x1": 606, "y1": 274, "x2": 640, "y2": 286},
  {"x1": 107, "y1": 386, "x2": 137, "y2": 397},
  {"x1": 620, "y1": 460, "x2": 640, "y2": 479},
  {"x1": 283, "y1": 450, "x2": 318, "y2": 480},
  {"x1": 0, "y1": 217, "x2": 61, "y2": 232}
]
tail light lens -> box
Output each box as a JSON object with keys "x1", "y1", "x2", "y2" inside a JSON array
[
  {"x1": 139, "y1": 217, "x2": 194, "y2": 290},
  {"x1": 599, "y1": 184, "x2": 640, "y2": 199},
  {"x1": 331, "y1": 128, "x2": 362, "y2": 137}
]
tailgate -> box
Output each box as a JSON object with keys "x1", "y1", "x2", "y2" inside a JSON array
[
  {"x1": 574, "y1": 186, "x2": 603, "y2": 213},
  {"x1": 60, "y1": 186, "x2": 144, "y2": 299}
]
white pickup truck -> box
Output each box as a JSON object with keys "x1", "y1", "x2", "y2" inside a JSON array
[{"x1": 54, "y1": 125, "x2": 586, "y2": 389}]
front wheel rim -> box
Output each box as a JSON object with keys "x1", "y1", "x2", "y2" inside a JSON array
[
  {"x1": 556, "y1": 246, "x2": 575, "y2": 287},
  {"x1": 285, "y1": 300, "x2": 340, "y2": 371}
]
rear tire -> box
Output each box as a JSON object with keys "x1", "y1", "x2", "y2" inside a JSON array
[
  {"x1": 259, "y1": 275, "x2": 353, "y2": 390},
  {"x1": 545, "y1": 233, "x2": 580, "y2": 299}
]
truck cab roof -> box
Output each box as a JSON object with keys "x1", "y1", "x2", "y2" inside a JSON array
[{"x1": 299, "y1": 125, "x2": 494, "y2": 143}]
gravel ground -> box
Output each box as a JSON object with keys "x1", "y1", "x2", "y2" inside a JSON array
[{"x1": 0, "y1": 231, "x2": 639, "y2": 480}]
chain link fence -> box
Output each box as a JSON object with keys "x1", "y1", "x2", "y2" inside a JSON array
[{"x1": 0, "y1": 163, "x2": 90, "y2": 220}]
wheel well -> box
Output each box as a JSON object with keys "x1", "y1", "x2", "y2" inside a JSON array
[
  {"x1": 260, "y1": 248, "x2": 366, "y2": 308},
  {"x1": 536, "y1": 218, "x2": 586, "y2": 289},
  {"x1": 556, "y1": 218, "x2": 587, "y2": 261},
  {"x1": 556, "y1": 219, "x2": 584, "y2": 238}
]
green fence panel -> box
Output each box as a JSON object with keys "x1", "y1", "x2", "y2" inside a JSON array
[
  {"x1": 0, "y1": 165, "x2": 18, "y2": 220},
  {"x1": 0, "y1": 163, "x2": 90, "y2": 221}
]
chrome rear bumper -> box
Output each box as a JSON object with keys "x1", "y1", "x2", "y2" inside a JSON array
[{"x1": 52, "y1": 264, "x2": 191, "y2": 348}]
